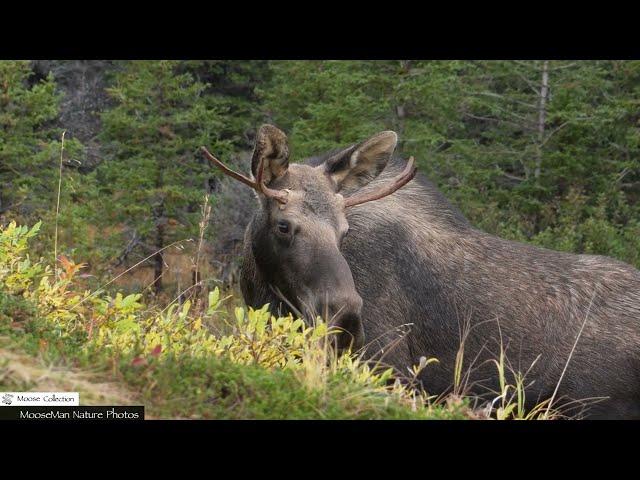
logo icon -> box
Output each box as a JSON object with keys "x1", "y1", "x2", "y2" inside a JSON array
[{"x1": 2, "y1": 393, "x2": 14, "y2": 405}]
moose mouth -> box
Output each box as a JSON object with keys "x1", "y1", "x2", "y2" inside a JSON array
[{"x1": 268, "y1": 283, "x2": 364, "y2": 350}]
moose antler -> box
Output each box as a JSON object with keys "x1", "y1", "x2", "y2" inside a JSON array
[
  {"x1": 201, "y1": 146, "x2": 289, "y2": 204},
  {"x1": 343, "y1": 157, "x2": 417, "y2": 208}
]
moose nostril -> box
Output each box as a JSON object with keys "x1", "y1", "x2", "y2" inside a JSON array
[
  {"x1": 313, "y1": 294, "x2": 364, "y2": 351},
  {"x1": 333, "y1": 311, "x2": 360, "y2": 332},
  {"x1": 330, "y1": 309, "x2": 364, "y2": 352}
]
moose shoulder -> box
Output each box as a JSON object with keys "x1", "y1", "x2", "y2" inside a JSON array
[{"x1": 203, "y1": 125, "x2": 640, "y2": 419}]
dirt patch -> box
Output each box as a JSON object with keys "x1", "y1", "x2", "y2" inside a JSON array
[{"x1": 0, "y1": 342, "x2": 148, "y2": 414}]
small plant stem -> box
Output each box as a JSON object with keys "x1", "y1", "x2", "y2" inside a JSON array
[{"x1": 54, "y1": 130, "x2": 66, "y2": 279}]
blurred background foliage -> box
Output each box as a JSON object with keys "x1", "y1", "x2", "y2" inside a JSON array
[{"x1": 1, "y1": 60, "x2": 639, "y2": 299}]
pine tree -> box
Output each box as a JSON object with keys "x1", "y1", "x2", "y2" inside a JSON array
[
  {"x1": 0, "y1": 60, "x2": 87, "y2": 261},
  {"x1": 96, "y1": 61, "x2": 231, "y2": 295},
  {"x1": 260, "y1": 60, "x2": 465, "y2": 161},
  {"x1": 436, "y1": 61, "x2": 640, "y2": 265},
  {"x1": 0, "y1": 61, "x2": 63, "y2": 219},
  {"x1": 181, "y1": 60, "x2": 271, "y2": 149},
  {"x1": 259, "y1": 60, "x2": 640, "y2": 266}
]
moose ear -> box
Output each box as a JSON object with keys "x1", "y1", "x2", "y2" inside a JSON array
[
  {"x1": 251, "y1": 124, "x2": 290, "y2": 185},
  {"x1": 323, "y1": 131, "x2": 398, "y2": 193}
]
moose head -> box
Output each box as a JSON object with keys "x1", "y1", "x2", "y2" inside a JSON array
[{"x1": 202, "y1": 124, "x2": 416, "y2": 350}]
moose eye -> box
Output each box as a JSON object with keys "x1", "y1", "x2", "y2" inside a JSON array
[{"x1": 277, "y1": 220, "x2": 290, "y2": 235}]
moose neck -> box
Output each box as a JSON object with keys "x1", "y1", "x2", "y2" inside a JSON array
[{"x1": 343, "y1": 157, "x2": 474, "y2": 253}]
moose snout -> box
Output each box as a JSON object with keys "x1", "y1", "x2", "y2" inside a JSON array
[
  {"x1": 316, "y1": 293, "x2": 365, "y2": 351},
  {"x1": 319, "y1": 294, "x2": 362, "y2": 321}
]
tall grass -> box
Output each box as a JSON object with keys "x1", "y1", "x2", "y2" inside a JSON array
[
  {"x1": 193, "y1": 193, "x2": 212, "y2": 295},
  {"x1": 53, "y1": 130, "x2": 66, "y2": 279},
  {"x1": 443, "y1": 311, "x2": 607, "y2": 420}
]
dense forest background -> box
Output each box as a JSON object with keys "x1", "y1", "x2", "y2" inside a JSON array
[{"x1": 2, "y1": 60, "x2": 639, "y2": 301}]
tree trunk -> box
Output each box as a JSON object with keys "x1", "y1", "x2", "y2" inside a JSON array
[
  {"x1": 153, "y1": 155, "x2": 165, "y2": 296},
  {"x1": 395, "y1": 104, "x2": 406, "y2": 153},
  {"x1": 153, "y1": 208, "x2": 164, "y2": 296},
  {"x1": 535, "y1": 60, "x2": 549, "y2": 180}
]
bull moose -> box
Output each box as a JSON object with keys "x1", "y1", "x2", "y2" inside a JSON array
[{"x1": 202, "y1": 124, "x2": 640, "y2": 419}]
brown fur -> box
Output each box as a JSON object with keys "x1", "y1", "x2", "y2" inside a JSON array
[{"x1": 235, "y1": 125, "x2": 640, "y2": 419}]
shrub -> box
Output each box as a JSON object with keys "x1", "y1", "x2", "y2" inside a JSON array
[{"x1": 1, "y1": 221, "x2": 463, "y2": 419}]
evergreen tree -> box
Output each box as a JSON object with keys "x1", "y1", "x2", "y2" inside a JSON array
[
  {"x1": 259, "y1": 60, "x2": 471, "y2": 176},
  {"x1": 0, "y1": 61, "x2": 63, "y2": 218},
  {"x1": 96, "y1": 61, "x2": 231, "y2": 294},
  {"x1": 260, "y1": 60, "x2": 640, "y2": 267},
  {"x1": 4, "y1": 59, "x2": 639, "y2": 289},
  {"x1": 437, "y1": 61, "x2": 640, "y2": 265},
  {"x1": 0, "y1": 60, "x2": 86, "y2": 260},
  {"x1": 182, "y1": 60, "x2": 271, "y2": 149}
]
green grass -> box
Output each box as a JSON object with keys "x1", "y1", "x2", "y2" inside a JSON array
[
  {"x1": 0, "y1": 221, "x2": 472, "y2": 420},
  {"x1": 0, "y1": 308, "x2": 468, "y2": 420}
]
